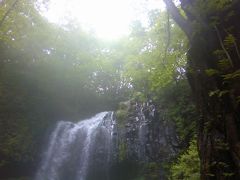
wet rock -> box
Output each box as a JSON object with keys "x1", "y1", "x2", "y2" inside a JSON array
[{"x1": 114, "y1": 100, "x2": 178, "y2": 179}]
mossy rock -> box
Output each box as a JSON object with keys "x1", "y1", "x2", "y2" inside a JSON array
[
  {"x1": 116, "y1": 101, "x2": 131, "y2": 128},
  {"x1": 118, "y1": 101, "x2": 130, "y2": 111},
  {"x1": 119, "y1": 141, "x2": 127, "y2": 161},
  {"x1": 116, "y1": 109, "x2": 128, "y2": 128}
]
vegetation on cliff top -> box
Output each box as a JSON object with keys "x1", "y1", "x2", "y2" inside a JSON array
[{"x1": 0, "y1": 0, "x2": 239, "y2": 179}]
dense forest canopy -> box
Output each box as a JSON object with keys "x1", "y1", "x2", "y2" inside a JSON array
[{"x1": 0, "y1": 0, "x2": 239, "y2": 179}]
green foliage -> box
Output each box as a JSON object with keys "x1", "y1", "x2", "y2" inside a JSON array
[
  {"x1": 116, "y1": 101, "x2": 130, "y2": 128},
  {"x1": 196, "y1": 0, "x2": 233, "y2": 21},
  {"x1": 132, "y1": 92, "x2": 146, "y2": 102},
  {"x1": 170, "y1": 140, "x2": 200, "y2": 180},
  {"x1": 205, "y1": 68, "x2": 220, "y2": 77},
  {"x1": 0, "y1": 1, "x2": 200, "y2": 179},
  {"x1": 224, "y1": 34, "x2": 236, "y2": 48},
  {"x1": 217, "y1": 58, "x2": 232, "y2": 70},
  {"x1": 0, "y1": 118, "x2": 34, "y2": 162},
  {"x1": 116, "y1": 109, "x2": 128, "y2": 127},
  {"x1": 158, "y1": 81, "x2": 198, "y2": 143},
  {"x1": 124, "y1": 10, "x2": 188, "y2": 96},
  {"x1": 0, "y1": 1, "x2": 131, "y2": 178},
  {"x1": 222, "y1": 69, "x2": 240, "y2": 81},
  {"x1": 119, "y1": 141, "x2": 127, "y2": 161},
  {"x1": 122, "y1": 10, "x2": 198, "y2": 179}
]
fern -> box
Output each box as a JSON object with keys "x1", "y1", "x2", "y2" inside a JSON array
[
  {"x1": 205, "y1": 69, "x2": 220, "y2": 77},
  {"x1": 222, "y1": 69, "x2": 240, "y2": 80},
  {"x1": 217, "y1": 59, "x2": 232, "y2": 70},
  {"x1": 224, "y1": 34, "x2": 235, "y2": 48}
]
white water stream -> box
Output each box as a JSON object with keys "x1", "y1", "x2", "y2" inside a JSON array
[{"x1": 35, "y1": 112, "x2": 115, "y2": 180}]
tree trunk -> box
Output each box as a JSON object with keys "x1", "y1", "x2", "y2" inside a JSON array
[{"x1": 163, "y1": 0, "x2": 240, "y2": 179}]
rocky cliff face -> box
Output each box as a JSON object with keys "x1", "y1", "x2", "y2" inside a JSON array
[
  {"x1": 33, "y1": 100, "x2": 178, "y2": 180},
  {"x1": 111, "y1": 100, "x2": 177, "y2": 179}
]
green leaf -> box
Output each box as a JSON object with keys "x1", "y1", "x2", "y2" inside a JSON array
[
  {"x1": 205, "y1": 69, "x2": 220, "y2": 77},
  {"x1": 209, "y1": 90, "x2": 220, "y2": 97}
]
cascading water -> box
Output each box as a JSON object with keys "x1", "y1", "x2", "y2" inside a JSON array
[
  {"x1": 35, "y1": 103, "x2": 173, "y2": 180},
  {"x1": 35, "y1": 112, "x2": 116, "y2": 180}
]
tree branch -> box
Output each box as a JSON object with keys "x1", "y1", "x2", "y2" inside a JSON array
[{"x1": 163, "y1": 0, "x2": 192, "y2": 40}]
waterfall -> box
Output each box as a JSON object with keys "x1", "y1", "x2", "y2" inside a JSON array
[{"x1": 35, "y1": 112, "x2": 115, "y2": 180}]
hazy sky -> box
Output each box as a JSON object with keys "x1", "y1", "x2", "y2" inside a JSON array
[{"x1": 38, "y1": 0, "x2": 165, "y2": 39}]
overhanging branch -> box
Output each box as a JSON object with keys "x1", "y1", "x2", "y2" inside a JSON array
[{"x1": 163, "y1": 0, "x2": 192, "y2": 40}]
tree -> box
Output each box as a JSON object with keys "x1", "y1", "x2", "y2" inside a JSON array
[
  {"x1": 163, "y1": 0, "x2": 240, "y2": 179},
  {"x1": 0, "y1": 0, "x2": 19, "y2": 28},
  {"x1": 0, "y1": 1, "x2": 131, "y2": 178},
  {"x1": 170, "y1": 140, "x2": 200, "y2": 180}
]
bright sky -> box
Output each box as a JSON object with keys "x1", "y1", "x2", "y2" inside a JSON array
[{"x1": 38, "y1": 0, "x2": 165, "y2": 39}]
